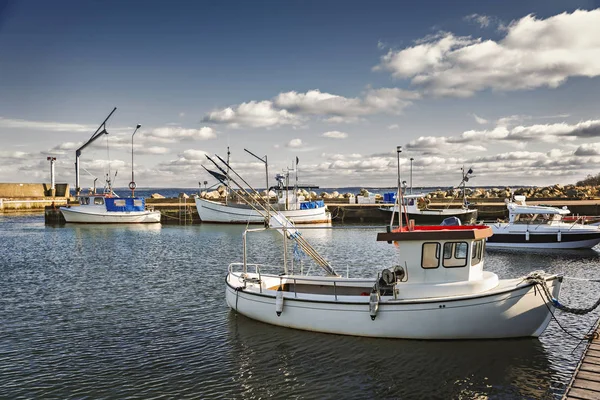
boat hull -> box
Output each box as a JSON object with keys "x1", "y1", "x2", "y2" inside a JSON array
[
  {"x1": 196, "y1": 198, "x2": 331, "y2": 224},
  {"x1": 486, "y1": 223, "x2": 600, "y2": 249},
  {"x1": 225, "y1": 275, "x2": 560, "y2": 340},
  {"x1": 60, "y1": 207, "x2": 161, "y2": 223}
]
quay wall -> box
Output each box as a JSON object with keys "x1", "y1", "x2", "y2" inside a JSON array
[
  {"x1": 0, "y1": 182, "x2": 70, "y2": 212},
  {"x1": 0, "y1": 183, "x2": 69, "y2": 198}
]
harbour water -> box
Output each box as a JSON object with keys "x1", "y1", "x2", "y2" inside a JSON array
[{"x1": 2, "y1": 214, "x2": 600, "y2": 399}]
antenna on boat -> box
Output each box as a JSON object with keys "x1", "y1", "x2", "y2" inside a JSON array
[{"x1": 459, "y1": 166, "x2": 475, "y2": 208}]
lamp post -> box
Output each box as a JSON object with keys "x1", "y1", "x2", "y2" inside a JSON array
[
  {"x1": 130, "y1": 124, "x2": 141, "y2": 197},
  {"x1": 410, "y1": 157, "x2": 414, "y2": 194}
]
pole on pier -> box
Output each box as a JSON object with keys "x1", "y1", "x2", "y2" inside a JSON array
[{"x1": 47, "y1": 157, "x2": 56, "y2": 197}]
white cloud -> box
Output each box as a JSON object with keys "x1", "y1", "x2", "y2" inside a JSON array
[
  {"x1": 202, "y1": 101, "x2": 303, "y2": 128},
  {"x1": 286, "y1": 138, "x2": 303, "y2": 148},
  {"x1": 464, "y1": 14, "x2": 492, "y2": 28},
  {"x1": 274, "y1": 88, "x2": 419, "y2": 116},
  {"x1": 0, "y1": 117, "x2": 94, "y2": 132},
  {"x1": 203, "y1": 88, "x2": 420, "y2": 129},
  {"x1": 135, "y1": 146, "x2": 170, "y2": 155},
  {"x1": 322, "y1": 130, "x2": 348, "y2": 139},
  {"x1": 144, "y1": 126, "x2": 217, "y2": 142},
  {"x1": 575, "y1": 143, "x2": 600, "y2": 156},
  {"x1": 472, "y1": 114, "x2": 488, "y2": 124},
  {"x1": 376, "y1": 9, "x2": 600, "y2": 97},
  {"x1": 388, "y1": 124, "x2": 399, "y2": 130},
  {"x1": 0, "y1": 150, "x2": 29, "y2": 159}
]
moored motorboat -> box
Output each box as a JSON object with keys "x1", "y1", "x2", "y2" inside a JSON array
[
  {"x1": 225, "y1": 213, "x2": 562, "y2": 339},
  {"x1": 379, "y1": 194, "x2": 478, "y2": 225},
  {"x1": 60, "y1": 194, "x2": 161, "y2": 223},
  {"x1": 485, "y1": 196, "x2": 600, "y2": 249}
]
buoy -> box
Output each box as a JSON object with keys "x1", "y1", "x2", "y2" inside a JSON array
[
  {"x1": 275, "y1": 288, "x2": 284, "y2": 316},
  {"x1": 525, "y1": 231, "x2": 530, "y2": 241},
  {"x1": 557, "y1": 231, "x2": 562, "y2": 242},
  {"x1": 369, "y1": 290, "x2": 380, "y2": 321}
]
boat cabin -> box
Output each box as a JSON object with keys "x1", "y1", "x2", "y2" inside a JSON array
[
  {"x1": 376, "y1": 225, "x2": 492, "y2": 285},
  {"x1": 76, "y1": 195, "x2": 146, "y2": 212},
  {"x1": 507, "y1": 195, "x2": 570, "y2": 224}
]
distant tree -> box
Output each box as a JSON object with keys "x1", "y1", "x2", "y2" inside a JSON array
[{"x1": 576, "y1": 173, "x2": 600, "y2": 186}]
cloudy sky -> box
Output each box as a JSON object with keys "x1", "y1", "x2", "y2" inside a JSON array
[{"x1": 2, "y1": 0, "x2": 600, "y2": 190}]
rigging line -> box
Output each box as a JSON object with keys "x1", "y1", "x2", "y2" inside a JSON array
[
  {"x1": 205, "y1": 156, "x2": 271, "y2": 218},
  {"x1": 208, "y1": 154, "x2": 333, "y2": 272}
]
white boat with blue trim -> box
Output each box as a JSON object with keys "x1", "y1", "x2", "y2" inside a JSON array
[{"x1": 60, "y1": 194, "x2": 161, "y2": 224}]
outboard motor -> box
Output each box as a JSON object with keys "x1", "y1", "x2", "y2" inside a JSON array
[{"x1": 441, "y1": 216, "x2": 461, "y2": 226}]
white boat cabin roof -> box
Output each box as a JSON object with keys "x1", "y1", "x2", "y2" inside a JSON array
[{"x1": 507, "y1": 195, "x2": 570, "y2": 216}]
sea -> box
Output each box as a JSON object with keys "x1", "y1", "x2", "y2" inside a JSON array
[{"x1": 1, "y1": 213, "x2": 600, "y2": 399}]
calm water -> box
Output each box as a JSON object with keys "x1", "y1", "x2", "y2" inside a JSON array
[{"x1": 2, "y1": 214, "x2": 600, "y2": 399}]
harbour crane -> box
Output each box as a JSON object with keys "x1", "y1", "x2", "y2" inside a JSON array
[{"x1": 75, "y1": 107, "x2": 117, "y2": 195}]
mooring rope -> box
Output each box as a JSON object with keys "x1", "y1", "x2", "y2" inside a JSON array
[{"x1": 524, "y1": 271, "x2": 600, "y2": 315}]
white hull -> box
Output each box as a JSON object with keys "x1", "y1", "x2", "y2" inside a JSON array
[
  {"x1": 60, "y1": 207, "x2": 161, "y2": 223},
  {"x1": 196, "y1": 198, "x2": 331, "y2": 224},
  {"x1": 225, "y1": 273, "x2": 560, "y2": 340},
  {"x1": 486, "y1": 223, "x2": 600, "y2": 249}
]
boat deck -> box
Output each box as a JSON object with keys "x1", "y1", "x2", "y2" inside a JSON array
[{"x1": 563, "y1": 321, "x2": 600, "y2": 399}]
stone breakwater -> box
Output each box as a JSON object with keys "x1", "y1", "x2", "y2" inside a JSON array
[{"x1": 183, "y1": 184, "x2": 600, "y2": 202}]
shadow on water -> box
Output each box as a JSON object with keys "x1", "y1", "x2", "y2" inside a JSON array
[{"x1": 226, "y1": 313, "x2": 558, "y2": 400}]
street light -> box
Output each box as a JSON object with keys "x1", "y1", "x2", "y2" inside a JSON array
[
  {"x1": 410, "y1": 157, "x2": 414, "y2": 194},
  {"x1": 130, "y1": 124, "x2": 141, "y2": 197}
]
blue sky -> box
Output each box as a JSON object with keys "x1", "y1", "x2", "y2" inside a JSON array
[{"x1": 2, "y1": 0, "x2": 600, "y2": 190}]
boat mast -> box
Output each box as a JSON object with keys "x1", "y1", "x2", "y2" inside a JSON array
[
  {"x1": 244, "y1": 148, "x2": 269, "y2": 220},
  {"x1": 226, "y1": 147, "x2": 230, "y2": 205}
]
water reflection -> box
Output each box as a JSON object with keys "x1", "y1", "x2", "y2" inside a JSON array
[{"x1": 227, "y1": 313, "x2": 557, "y2": 399}]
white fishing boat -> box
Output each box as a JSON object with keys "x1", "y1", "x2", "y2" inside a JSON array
[
  {"x1": 60, "y1": 193, "x2": 161, "y2": 224},
  {"x1": 379, "y1": 194, "x2": 478, "y2": 225},
  {"x1": 195, "y1": 195, "x2": 330, "y2": 224},
  {"x1": 485, "y1": 196, "x2": 600, "y2": 249},
  {"x1": 225, "y1": 211, "x2": 562, "y2": 339},
  {"x1": 197, "y1": 150, "x2": 330, "y2": 224}
]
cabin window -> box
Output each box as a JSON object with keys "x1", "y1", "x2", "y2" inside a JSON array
[
  {"x1": 443, "y1": 242, "x2": 468, "y2": 268},
  {"x1": 80, "y1": 197, "x2": 90, "y2": 205},
  {"x1": 421, "y1": 242, "x2": 440, "y2": 269},
  {"x1": 114, "y1": 199, "x2": 126, "y2": 207},
  {"x1": 471, "y1": 240, "x2": 483, "y2": 265},
  {"x1": 94, "y1": 197, "x2": 104, "y2": 205},
  {"x1": 134, "y1": 199, "x2": 143, "y2": 207}
]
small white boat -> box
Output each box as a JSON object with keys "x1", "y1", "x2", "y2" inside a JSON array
[
  {"x1": 195, "y1": 196, "x2": 331, "y2": 224},
  {"x1": 60, "y1": 194, "x2": 161, "y2": 224},
  {"x1": 379, "y1": 194, "x2": 478, "y2": 225},
  {"x1": 485, "y1": 196, "x2": 600, "y2": 249},
  {"x1": 197, "y1": 160, "x2": 330, "y2": 224},
  {"x1": 225, "y1": 214, "x2": 562, "y2": 340}
]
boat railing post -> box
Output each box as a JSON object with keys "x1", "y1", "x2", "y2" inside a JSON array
[
  {"x1": 294, "y1": 277, "x2": 297, "y2": 298},
  {"x1": 334, "y1": 281, "x2": 337, "y2": 301},
  {"x1": 283, "y1": 226, "x2": 288, "y2": 274},
  {"x1": 242, "y1": 231, "x2": 248, "y2": 275},
  {"x1": 258, "y1": 265, "x2": 262, "y2": 293}
]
